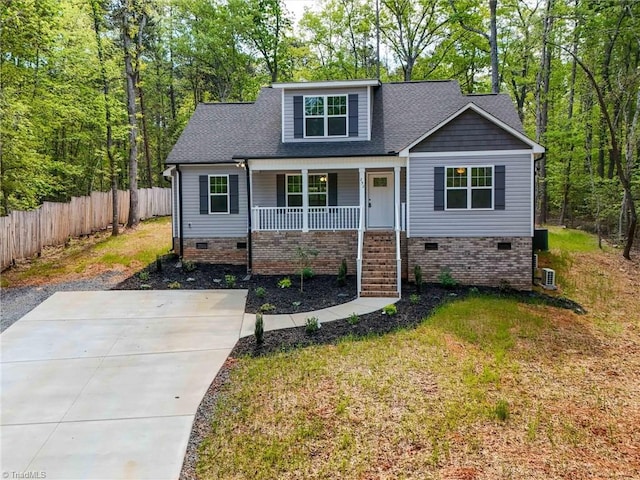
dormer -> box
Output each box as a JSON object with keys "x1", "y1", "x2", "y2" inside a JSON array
[{"x1": 272, "y1": 79, "x2": 380, "y2": 143}]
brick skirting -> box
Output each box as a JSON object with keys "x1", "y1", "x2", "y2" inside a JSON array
[
  {"x1": 252, "y1": 231, "x2": 357, "y2": 275},
  {"x1": 407, "y1": 236, "x2": 532, "y2": 290},
  {"x1": 182, "y1": 237, "x2": 248, "y2": 265}
]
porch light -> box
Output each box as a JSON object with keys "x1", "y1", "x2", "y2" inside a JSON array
[{"x1": 456, "y1": 167, "x2": 466, "y2": 175}]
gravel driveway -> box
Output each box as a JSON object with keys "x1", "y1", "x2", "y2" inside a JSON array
[{"x1": 0, "y1": 272, "x2": 123, "y2": 332}]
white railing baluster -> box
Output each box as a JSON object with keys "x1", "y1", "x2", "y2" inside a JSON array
[{"x1": 252, "y1": 206, "x2": 360, "y2": 231}]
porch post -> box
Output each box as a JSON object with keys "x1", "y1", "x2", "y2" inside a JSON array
[
  {"x1": 359, "y1": 168, "x2": 365, "y2": 229},
  {"x1": 302, "y1": 168, "x2": 309, "y2": 232},
  {"x1": 394, "y1": 166, "x2": 401, "y2": 231},
  {"x1": 357, "y1": 167, "x2": 365, "y2": 296}
]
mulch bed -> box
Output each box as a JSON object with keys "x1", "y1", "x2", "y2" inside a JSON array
[{"x1": 112, "y1": 256, "x2": 357, "y2": 314}]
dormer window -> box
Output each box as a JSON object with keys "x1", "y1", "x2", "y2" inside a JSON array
[{"x1": 304, "y1": 95, "x2": 347, "y2": 137}]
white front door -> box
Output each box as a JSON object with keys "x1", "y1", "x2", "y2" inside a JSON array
[{"x1": 367, "y1": 172, "x2": 394, "y2": 229}]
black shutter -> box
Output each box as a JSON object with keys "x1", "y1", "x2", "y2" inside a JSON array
[
  {"x1": 495, "y1": 165, "x2": 505, "y2": 210},
  {"x1": 434, "y1": 167, "x2": 444, "y2": 211},
  {"x1": 199, "y1": 175, "x2": 209, "y2": 214},
  {"x1": 293, "y1": 96, "x2": 303, "y2": 138},
  {"x1": 229, "y1": 175, "x2": 239, "y2": 214},
  {"x1": 348, "y1": 94, "x2": 358, "y2": 137},
  {"x1": 328, "y1": 173, "x2": 338, "y2": 206},
  {"x1": 276, "y1": 174, "x2": 286, "y2": 207}
]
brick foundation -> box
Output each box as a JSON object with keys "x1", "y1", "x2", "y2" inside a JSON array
[
  {"x1": 252, "y1": 231, "x2": 357, "y2": 275},
  {"x1": 407, "y1": 236, "x2": 532, "y2": 290},
  {"x1": 182, "y1": 237, "x2": 248, "y2": 265}
]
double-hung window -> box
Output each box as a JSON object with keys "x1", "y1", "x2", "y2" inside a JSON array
[
  {"x1": 304, "y1": 95, "x2": 347, "y2": 137},
  {"x1": 446, "y1": 166, "x2": 493, "y2": 209},
  {"x1": 286, "y1": 173, "x2": 328, "y2": 207},
  {"x1": 209, "y1": 175, "x2": 229, "y2": 213}
]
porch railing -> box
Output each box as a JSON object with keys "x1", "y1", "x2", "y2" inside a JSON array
[{"x1": 253, "y1": 206, "x2": 360, "y2": 231}]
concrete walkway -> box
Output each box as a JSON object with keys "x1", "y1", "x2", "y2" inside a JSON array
[
  {"x1": 240, "y1": 296, "x2": 394, "y2": 337},
  {"x1": 1, "y1": 291, "x2": 394, "y2": 480},
  {"x1": 0, "y1": 290, "x2": 247, "y2": 480}
]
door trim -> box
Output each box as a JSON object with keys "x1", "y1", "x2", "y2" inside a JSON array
[{"x1": 366, "y1": 171, "x2": 394, "y2": 229}]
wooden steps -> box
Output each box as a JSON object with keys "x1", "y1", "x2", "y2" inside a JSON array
[{"x1": 360, "y1": 231, "x2": 398, "y2": 297}]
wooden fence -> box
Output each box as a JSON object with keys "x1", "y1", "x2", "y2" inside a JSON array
[{"x1": 0, "y1": 187, "x2": 171, "y2": 270}]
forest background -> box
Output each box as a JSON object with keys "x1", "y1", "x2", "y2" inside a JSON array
[{"x1": 1, "y1": 0, "x2": 638, "y2": 256}]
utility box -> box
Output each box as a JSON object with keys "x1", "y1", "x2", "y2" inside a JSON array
[{"x1": 533, "y1": 228, "x2": 549, "y2": 251}]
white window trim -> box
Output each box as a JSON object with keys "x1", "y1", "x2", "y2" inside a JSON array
[
  {"x1": 208, "y1": 174, "x2": 230, "y2": 214},
  {"x1": 303, "y1": 95, "x2": 348, "y2": 139},
  {"x1": 286, "y1": 173, "x2": 329, "y2": 207},
  {"x1": 444, "y1": 166, "x2": 494, "y2": 211}
]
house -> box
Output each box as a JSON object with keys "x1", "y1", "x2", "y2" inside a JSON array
[{"x1": 164, "y1": 79, "x2": 544, "y2": 296}]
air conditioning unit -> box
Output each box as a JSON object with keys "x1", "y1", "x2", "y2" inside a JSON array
[
  {"x1": 541, "y1": 268, "x2": 556, "y2": 289},
  {"x1": 533, "y1": 254, "x2": 538, "y2": 270}
]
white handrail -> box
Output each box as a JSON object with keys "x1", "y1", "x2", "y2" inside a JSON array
[{"x1": 253, "y1": 206, "x2": 360, "y2": 231}]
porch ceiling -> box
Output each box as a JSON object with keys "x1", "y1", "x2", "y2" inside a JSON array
[{"x1": 248, "y1": 156, "x2": 406, "y2": 171}]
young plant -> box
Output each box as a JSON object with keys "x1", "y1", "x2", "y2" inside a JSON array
[
  {"x1": 255, "y1": 286, "x2": 266, "y2": 298},
  {"x1": 254, "y1": 312, "x2": 264, "y2": 346},
  {"x1": 224, "y1": 274, "x2": 237, "y2": 288},
  {"x1": 277, "y1": 277, "x2": 292, "y2": 289},
  {"x1": 382, "y1": 304, "x2": 397, "y2": 316},
  {"x1": 259, "y1": 303, "x2": 276, "y2": 313},
  {"x1": 409, "y1": 293, "x2": 420, "y2": 305},
  {"x1": 168, "y1": 281, "x2": 181, "y2": 289},
  {"x1": 182, "y1": 259, "x2": 197, "y2": 272},
  {"x1": 292, "y1": 301, "x2": 301, "y2": 310},
  {"x1": 438, "y1": 267, "x2": 458, "y2": 288},
  {"x1": 301, "y1": 267, "x2": 314, "y2": 280},
  {"x1": 494, "y1": 399, "x2": 510, "y2": 422},
  {"x1": 347, "y1": 312, "x2": 360, "y2": 325},
  {"x1": 294, "y1": 245, "x2": 318, "y2": 293},
  {"x1": 156, "y1": 255, "x2": 163, "y2": 272},
  {"x1": 414, "y1": 264, "x2": 423, "y2": 293},
  {"x1": 305, "y1": 316, "x2": 320, "y2": 334},
  {"x1": 337, "y1": 258, "x2": 348, "y2": 286},
  {"x1": 138, "y1": 270, "x2": 150, "y2": 282}
]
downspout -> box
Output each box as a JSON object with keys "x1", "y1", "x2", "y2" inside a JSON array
[
  {"x1": 244, "y1": 159, "x2": 252, "y2": 273},
  {"x1": 176, "y1": 164, "x2": 184, "y2": 257}
]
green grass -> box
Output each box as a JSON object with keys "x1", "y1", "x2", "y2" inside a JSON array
[
  {"x1": 197, "y1": 296, "x2": 548, "y2": 479},
  {"x1": 547, "y1": 226, "x2": 600, "y2": 253}
]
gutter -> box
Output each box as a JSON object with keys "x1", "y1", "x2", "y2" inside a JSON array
[
  {"x1": 243, "y1": 159, "x2": 252, "y2": 273},
  {"x1": 176, "y1": 164, "x2": 184, "y2": 257}
]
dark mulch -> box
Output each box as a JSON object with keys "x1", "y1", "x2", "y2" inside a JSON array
[
  {"x1": 233, "y1": 284, "x2": 586, "y2": 357},
  {"x1": 112, "y1": 256, "x2": 357, "y2": 314}
]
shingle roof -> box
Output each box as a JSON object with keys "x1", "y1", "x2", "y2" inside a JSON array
[{"x1": 166, "y1": 80, "x2": 526, "y2": 164}]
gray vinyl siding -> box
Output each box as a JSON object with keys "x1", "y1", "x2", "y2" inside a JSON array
[
  {"x1": 411, "y1": 109, "x2": 530, "y2": 152},
  {"x1": 283, "y1": 88, "x2": 369, "y2": 142},
  {"x1": 252, "y1": 170, "x2": 360, "y2": 207},
  {"x1": 181, "y1": 165, "x2": 247, "y2": 238},
  {"x1": 408, "y1": 154, "x2": 532, "y2": 237}
]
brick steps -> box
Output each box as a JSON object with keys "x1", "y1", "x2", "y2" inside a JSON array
[{"x1": 360, "y1": 231, "x2": 397, "y2": 297}]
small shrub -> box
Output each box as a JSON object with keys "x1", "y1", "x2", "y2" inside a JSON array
[
  {"x1": 498, "y1": 279, "x2": 512, "y2": 292},
  {"x1": 224, "y1": 274, "x2": 237, "y2": 288},
  {"x1": 168, "y1": 281, "x2": 181, "y2": 289},
  {"x1": 278, "y1": 277, "x2": 292, "y2": 289},
  {"x1": 382, "y1": 304, "x2": 397, "y2": 316},
  {"x1": 182, "y1": 259, "x2": 197, "y2": 272},
  {"x1": 255, "y1": 286, "x2": 266, "y2": 298},
  {"x1": 305, "y1": 316, "x2": 320, "y2": 334},
  {"x1": 292, "y1": 301, "x2": 301, "y2": 309},
  {"x1": 300, "y1": 267, "x2": 314, "y2": 280},
  {"x1": 138, "y1": 271, "x2": 150, "y2": 282},
  {"x1": 294, "y1": 245, "x2": 318, "y2": 292},
  {"x1": 347, "y1": 312, "x2": 360, "y2": 325},
  {"x1": 337, "y1": 259, "x2": 348, "y2": 286},
  {"x1": 414, "y1": 265, "x2": 423, "y2": 293},
  {"x1": 469, "y1": 286, "x2": 480, "y2": 295},
  {"x1": 260, "y1": 303, "x2": 276, "y2": 313},
  {"x1": 494, "y1": 399, "x2": 510, "y2": 422},
  {"x1": 438, "y1": 267, "x2": 458, "y2": 288},
  {"x1": 409, "y1": 293, "x2": 420, "y2": 305},
  {"x1": 254, "y1": 312, "x2": 264, "y2": 345}
]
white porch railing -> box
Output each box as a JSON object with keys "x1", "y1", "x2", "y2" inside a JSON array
[{"x1": 253, "y1": 206, "x2": 360, "y2": 231}]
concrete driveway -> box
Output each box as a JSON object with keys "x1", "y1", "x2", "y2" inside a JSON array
[{"x1": 0, "y1": 290, "x2": 247, "y2": 480}]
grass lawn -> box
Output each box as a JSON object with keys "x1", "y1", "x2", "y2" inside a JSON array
[
  {"x1": 197, "y1": 229, "x2": 640, "y2": 479},
  {"x1": 1, "y1": 216, "x2": 172, "y2": 287}
]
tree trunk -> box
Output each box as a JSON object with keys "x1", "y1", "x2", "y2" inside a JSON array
[
  {"x1": 489, "y1": 0, "x2": 499, "y2": 94},
  {"x1": 122, "y1": 5, "x2": 139, "y2": 228},
  {"x1": 138, "y1": 85, "x2": 153, "y2": 188},
  {"x1": 91, "y1": 0, "x2": 119, "y2": 236}
]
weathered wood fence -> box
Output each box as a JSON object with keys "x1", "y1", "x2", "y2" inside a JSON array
[{"x1": 0, "y1": 188, "x2": 171, "y2": 270}]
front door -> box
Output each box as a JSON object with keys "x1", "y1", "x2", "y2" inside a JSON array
[{"x1": 367, "y1": 172, "x2": 394, "y2": 229}]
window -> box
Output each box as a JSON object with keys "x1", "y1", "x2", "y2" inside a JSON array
[
  {"x1": 209, "y1": 175, "x2": 229, "y2": 213},
  {"x1": 446, "y1": 166, "x2": 493, "y2": 209},
  {"x1": 286, "y1": 173, "x2": 328, "y2": 207},
  {"x1": 304, "y1": 95, "x2": 347, "y2": 137}
]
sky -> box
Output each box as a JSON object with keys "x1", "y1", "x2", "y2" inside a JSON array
[{"x1": 283, "y1": 0, "x2": 320, "y2": 23}]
